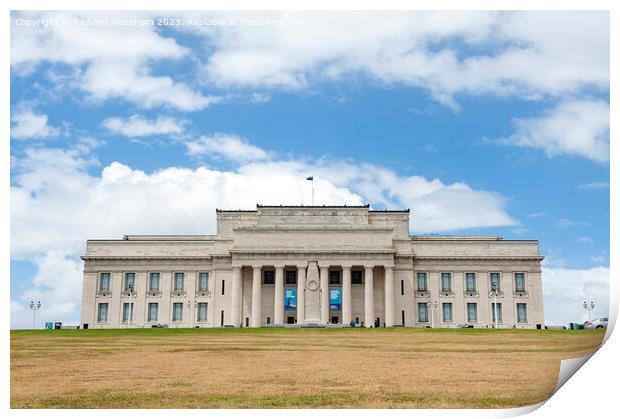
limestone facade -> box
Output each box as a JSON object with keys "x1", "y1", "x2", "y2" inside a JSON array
[{"x1": 80, "y1": 205, "x2": 544, "y2": 329}]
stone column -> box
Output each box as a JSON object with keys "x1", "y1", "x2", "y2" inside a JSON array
[
  {"x1": 297, "y1": 265, "x2": 306, "y2": 324},
  {"x1": 251, "y1": 265, "x2": 262, "y2": 327},
  {"x1": 342, "y1": 265, "x2": 352, "y2": 325},
  {"x1": 364, "y1": 265, "x2": 374, "y2": 328},
  {"x1": 231, "y1": 266, "x2": 242, "y2": 327},
  {"x1": 384, "y1": 265, "x2": 394, "y2": 327},
  {"x1": 319, "y1": 264, "x2": 329, "y2": 324},
  {"x1": 274, "y1": 265, "x2": 284, "y2": 325}
]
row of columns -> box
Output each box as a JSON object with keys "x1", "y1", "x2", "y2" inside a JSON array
[{"x1": 230, "y1": 264, "x2": 395, "y2": 328}]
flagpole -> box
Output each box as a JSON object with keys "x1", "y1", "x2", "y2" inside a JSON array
[{"x1": 312, "y1": 178, "x2": 314, "y2": 206}]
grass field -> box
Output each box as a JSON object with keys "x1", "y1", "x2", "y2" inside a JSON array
[{"x1": 10, "y1": 327, "x2": 605, "y2": 409}]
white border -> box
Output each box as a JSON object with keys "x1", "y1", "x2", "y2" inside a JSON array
[{"x1": 3, "y1": 1, "x2": 616, "y2": 418}]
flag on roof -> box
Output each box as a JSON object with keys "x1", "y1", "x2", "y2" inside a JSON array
[{"x1": 306, "y1": 176, "x2": 313, "y2": 181}]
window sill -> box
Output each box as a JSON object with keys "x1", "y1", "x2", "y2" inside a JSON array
[
  {"x1": 488, "y1": 292, "x2": 504, "y2": 298},
  {"x1": 96, "y1": 292, "x2": 112, "y2": 298},
  {"x1": 196, "y1": 291, "x2": 211, "y2": 297},
  {"x1": 439, "y1": 291, "x2": 454, "y2": 297},
  {"x1": 415, "y1": 291, "x2": 430, "y2": 297},
  {"x1": 464, "y1": 291, "x2": 479, "y2": 297},
  {"x1": 171, "y1": 291, "x2": 187, "y2": 297},
  {"x1": 514, "y1": 291, "x2": 529, "y2": 298},
  {"x1": 147, "y1": 291, "x2": 161, "y2": 297}
]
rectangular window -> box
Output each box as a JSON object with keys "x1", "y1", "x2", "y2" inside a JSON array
[
  {"x1": 418, "y1": 302, "x2": 428, "y2": 322},
  {"x1": 173, "y1": 302, "x2": 183, "y2": 321},
  {"x1": 400, "y1": 279, "x2": 404, "y2": 296},
  {"x1": 221, "y1": 279, "x2": 225, "y2": 295},
  {"x1": 124, "y1": 272, "x2": 135, "y2": 291},
  {"x1": 263, "y1": 271, "x2": 275, "y2": 285},
  {"x1": 97, "y1": 303, "x2": 108, "y2": 322},
  {"x1": 491, "y1": 303, "x2": 503, "y2": 323},
  {"x1": 149, "y1": 273, "x2": 160, "y2": 292},
  {"x1": 329, "y1": 271, "x2": 341, "y2": 284},
  {"x1": 174, "y1": 273, "x2": 184, "y2": 291},
  {"x1": 490, "y1": 273, "x2": 501, "y2": 292},
  {"x1": 99, "y1": 273, "x2": 110, "y2": 292},
  {"x1": 197, "y1": 303, "x2": 208, "y2": 322},
  {"x1": 442, "y1": 303, "x2": 453, "y2": 322},
  {"x1": 441, "y1": 273, "x2": 452, "y2": 292},
  {"x1": 417, "y1": 273, "x2": 427, "y2": 291},
  {"x1": 285, "y1": 271, "x2": 297, "y2": 285},
  {"x1": 198, "y1": 272, "x2": 209, "y2": 291},
  {"x1": 515, "y1": 273, "x2": 526, "y2": 292},
  {"x1": 122, "y1": 302, "x2": 134, "y2": 322},
  {"x1": 517, "y1": 303, "x2": 527, "y2": 322},
  {"x1": 465, "y1": 273, "x2": 476, "y2": 292},
  {"x1": 467, "y1": 303, "x2": 477, "y2": 322},
  {"x1": 351, "y1": 271, "x2": 363, "y2": 284},
  {"x1": 147, "y1": 303, "x2": 158, "y2": 322}
]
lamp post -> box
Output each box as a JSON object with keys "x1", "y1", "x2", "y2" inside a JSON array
[
  {"x1": 29, "y1": 301, "x2": 41, "y2": 329},
  {"x1": 125, "y1": 286, "x2": 134, "y2": 328},
  {"x1": 427, "y1": 300, "x2": 438, "y2": 328},
  {"x1": 583, "y1": 301, "x2": 595, "y2": 323},
  {"x1": 490, "y1": 290, "x2": 499, "y2": 329},
  {"x1": 187, "y1": 298, "x2": 197, "y2": 328}
]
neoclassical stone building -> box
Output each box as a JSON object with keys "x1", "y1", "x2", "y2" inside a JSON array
[{"x1": 80, "y1": 205, "x2": 544, "y2": 329}]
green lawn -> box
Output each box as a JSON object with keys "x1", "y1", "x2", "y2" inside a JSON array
[{"x1": 10, "y1": 328, "x2": 605, "y2": 408}]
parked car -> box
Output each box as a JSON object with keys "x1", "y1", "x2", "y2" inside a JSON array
[{"x1": 585, "y1": 318, "x2": 608, "y2": 329}]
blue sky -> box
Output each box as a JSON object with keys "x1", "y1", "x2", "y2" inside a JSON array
[{"x1": 10, "y1": 11, "x2": 610, "y2": 328}]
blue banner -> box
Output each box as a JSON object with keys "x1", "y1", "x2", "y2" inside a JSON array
[
  {"x1": 330, "y1": 288, "x2": 342, "y2": 310},
  {"x1": 284, "y1": 288, "x2": 296, "y2": 311}
]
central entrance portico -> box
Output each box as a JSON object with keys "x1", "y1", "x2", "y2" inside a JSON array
[{"x1": 232, "y1": 256, "x2": 395, "y2": 328}]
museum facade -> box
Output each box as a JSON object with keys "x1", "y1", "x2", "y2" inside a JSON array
[{"x1": 80, "y1": 205, "x2": 545, "y2": 329}]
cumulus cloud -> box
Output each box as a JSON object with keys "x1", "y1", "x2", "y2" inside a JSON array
[
  {"x1": 186, "y1": 133, "x2": 271, "y2": 162},
  {"x1": 542, "y1": 266, "x2": 609, "y2": 326},
  {"x1": 11, "y1": 109, "x2": 60, "y2": 140},
  {"x1": 11, "y1": 251, "x2": 83, "y2": 329},
  {"x1": 193, "y1": 11, "x2": 608, "y2": 107},
  {"x1": 500, "y1": 100, "x2": 610, "y2": 162},
  {"x1": 11, "y1": 11, "x2": 217, "y2": 111},
  {"x1": 102, "y1": 114, "x2": 186, "y2": 137}
]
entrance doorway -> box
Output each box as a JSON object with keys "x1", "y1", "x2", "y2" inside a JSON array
[
  {"x1": 331, "y1": 316, "x2": 339, "y2": 324},
  {"x1": 287, "y1": 316, "x2": 295, "y2": 324}
]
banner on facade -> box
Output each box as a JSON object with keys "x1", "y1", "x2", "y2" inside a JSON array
[
  {"x1": 284, "y1": 288, "x2": 297, "y2": 311},
  {"x1": 330, "y1": 288, "x2": 342, "y2": 310}
]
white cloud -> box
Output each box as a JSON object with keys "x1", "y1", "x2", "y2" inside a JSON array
[
  {"x1": 578, "y1": 237, "x2": 594, "y2": 245},
  {"x1": 193, "y1": 11, "x2": 608, "y2": 106},
  {"x1": 11, "y1": 250, "x2": 83, "y2": 329},
  {"x1": 186, "y1": 133, "x2": 271, "y2": 162},
  {"x1": 543, "y1": 266, "x2": 609, "y2": 326},
  {"x1": 102, "y1": 114, "x2": 186, "y2": 137},
  {"x1": 577, "y1": 181, "x2": 609, "y2": 190},
  {"x1": 11, "y1": 109, "x2": 60, "y2": 140},
  {"x1": 500, "y1": 100, "x2": 609, "y2": 162},
  {"x1": 11, "y1": 11, "x2": 217, "y2": 111}
]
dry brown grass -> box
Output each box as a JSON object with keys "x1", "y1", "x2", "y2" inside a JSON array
[{"x1": 10, "y1": 328, "x2": 605, "y2": 409}]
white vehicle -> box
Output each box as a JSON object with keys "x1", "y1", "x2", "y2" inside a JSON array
[{"x1": 585, "y1": 318, "x2": 608, "y2": 329}]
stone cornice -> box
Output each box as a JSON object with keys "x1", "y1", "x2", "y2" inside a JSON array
[
  {"x1": 230, "y1": 248, "x2": 396, "y2": 255},
  {"x1": 413, "y1": 256, "x2": 544, "y2": 261}
]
